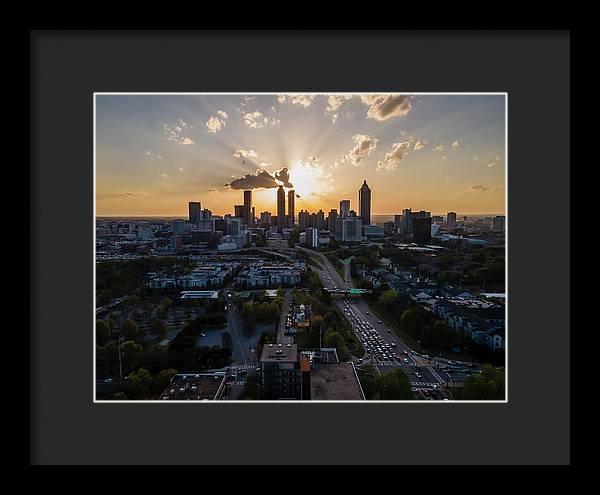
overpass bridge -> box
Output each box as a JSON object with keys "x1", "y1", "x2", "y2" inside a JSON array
[{"x1": 323, "y1": 288, "x2": 372, "y2": 297}]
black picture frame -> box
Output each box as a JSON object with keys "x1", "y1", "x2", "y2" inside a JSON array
[{"x1": 30, "y1": 30, "x2": 570, "y2": 465}]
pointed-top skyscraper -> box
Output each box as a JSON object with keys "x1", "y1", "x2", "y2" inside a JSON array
[{"x1": 359, "y1": 180, "x2": 371, "y2": 226}]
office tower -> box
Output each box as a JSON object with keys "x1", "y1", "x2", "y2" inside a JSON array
[
  {"x1": 447, "y1": 211, "x2": 457, "y2": 228},
  {"x1": 413, "y1": 217, "x2": 432, "y2": 245},
  {"x1": 188, "y1": 201, "x2": 201, "y2": 225},
  {"x1": 358, "y1": 180, "x2": 371, "y2": 226},
  {"x1": 298, "y1": 210, "x2": 309, "y2": 230},
  {"x1": 327, "y1": 209, "x2": 338, "y2": 235},
  {"x1": 394, "y1": 214, "x2": 403, "y2": 234},
  {"x1": 316, "y1": 210, "x2": 325, "y2": 230},
  {"x1": 306, "y1": 227, "x2": 319, "y2": 248},
  {"x1": 243, "y1": 190, "x2": 252, "y2": 226},
  {"x1": 402, "y1": 208, "x2": 412, "y2": 234},
  {"x1": 259, "y1": 211, "x2": 272, "y2": 228},
  {"x1": 339, "y1": 200, "x2": 350, "y2": 218},
  {"x1": 277, "y1": 186, "x2": 286, "y2": 232},
  {"x1": 234, "y1": 204, "x2": 244, "y2": 219},
  {"x1": 309, "y1": 212, "x2": 317, "y2": 228},
  {"x1": 288, "y1": 189, "x2": 295, "y2": 226},
  {"x1": 335, "y1": 216, "x2": 363, "y2": 242},
  {"x1": 229, "y1": 217, "x2": 241, "y2": 235},
  {"x1": 214, "y1": 218, "x2": 227, "y2": 233},
  {"x1": 431, "y1": 215, "x2": 444, "y2": 224},
  {"x1": 201, "y1": 208, "x2": 212, "y2": 220},
  {"x1": 492, "y1": 215, "x2": 506, "y2": 232},
  {"x1": 251, "y1": 206, "x2": 256, "y2": 227},
  {"x1": 260, "y1": 344, "x2": 306, "y2": 400}
]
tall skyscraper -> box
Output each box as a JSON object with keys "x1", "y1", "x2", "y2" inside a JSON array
[
  {"x1": 327, "y1": 209, "x2": 338, "y2": 234},
  {"x1": 339, "y1": 200, "x2": 350, "y2": 218},
  {"x1": 298, "y1": 210, "x2": 309, "y2": 230},
  {"x1": 234, "y1": 204, "x2": 244, "y2": 219},
  {"x1": 358, "y1": 180, "x2": 371, "y2": 226},
  {"x1": 277, "y1": 186, "x2": 286, "y2": 233},
  {"x1": 188, "y1": 201, "x2": 201, "y2": 225},
  {"x1": 402, "y1": 208, "x2": 412, "y2": 234},
  {"x1": 316, "y1": 210, "x2": 325, "y2": 230},
  {"x1": 243, "y1": 190, "x2": 252, "y2": 226},
  {"x1": 447, "y1": 211, "x2": 457, "y2": 228},
  {"x1": 251, "y1": 206, "x2": 256, "y2": 227},
  {"x1": 288, "y1": 190, "x2": 295, "y2": 226}
]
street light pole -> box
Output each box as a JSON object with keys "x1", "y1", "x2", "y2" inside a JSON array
[{"x1": 117, "y1": 335, "x2": 124, "y2": 380}]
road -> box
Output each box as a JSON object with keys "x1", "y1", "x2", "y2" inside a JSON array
[
  {"x1": 296, "y1": 246, "x2": 483, "y2": 398},
  {"x1": 276, "y1": 289, "x2": 293, "y2": 344},
  {"x1": 223, "y1": 289, "x2": 254, "y2": 367}
]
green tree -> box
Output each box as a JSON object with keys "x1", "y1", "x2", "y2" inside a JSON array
[
  {"x1": 122, "y1": 340, "x2": 143, "y2": 370},
  {"x1": 96, "y1": 319, "x2": 110, "y2": 345},
  {"x1": 153, "y1": 319, "x2": 167, "y2": 340},
  {"x1": 113, "y1": 391, "x2": 128, "y2": 400},
  {"x1": 240, "y1": 371, "x2": 261, "y2": 400},
  {"x1": 121, "y1": 319, "x2": 139, "y2": 340},
  {"x1": 153, "y1": 368, "x2": 177, "y2": 393},
  {"x1": 126, "y1": 368, "x2": 154, "y2": 399}
]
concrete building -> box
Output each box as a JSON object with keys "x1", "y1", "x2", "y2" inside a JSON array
[
  {"x1": 335, "y1": 215, "x2": 363, "y2": 243},
  {"x1": 327, "y1": 209, "x2": 338, "y2": 235},
  {"x1": 447, "y1": 211, "x2": 457, "y2": 228},
  {"x1": 413, "y1": 217, "x2": 432, "y2": 244},
  {"x1": 339, "y1": 199, "x2": 350, "y2": 218},
  {"x1": 188, "y1": 201, "x2": 202, "y2": 225},
  {"x1": 362, "y1": 224, "x2": 384, "y2": 238},
  {"x1": 306, "y1": 227, "x2": 319, "y2": 248},
  {"x1": 492, "y1": 215, "x2": 506, "y2": 232},
  {"x1": 260, "y1": 344, "x2": 309, "y2": 400}
]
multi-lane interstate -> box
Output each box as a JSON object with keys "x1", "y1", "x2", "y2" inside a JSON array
[{"x1": 295, "y1": 245, "x2": 481, "y2": 399}]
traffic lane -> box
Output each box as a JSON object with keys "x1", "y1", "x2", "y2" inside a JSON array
[
  {"x1": 276, "y1": 290, "x2": 293, "y2": 344},
  {"x1": 350, "y1": 299, "x2": 418, "y2": 365},
  {"x1": 342, "y1": 303, "x2": 409, "y2": 366},
  {"x1": 224, "y1": 293, "x2": 252, "y2": 366}
]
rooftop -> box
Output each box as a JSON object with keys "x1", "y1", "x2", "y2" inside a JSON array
[
  {"x1": 159, "y1": 373, "x2": 225, "y2": 400},
  {"x1": 310, "y1": 363, "x2": 364, "y2": 400},
  {"x1": 260, "y1": 343, "x2": 298, "y2": 363}
]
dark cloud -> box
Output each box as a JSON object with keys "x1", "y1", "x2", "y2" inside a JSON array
[
  {"x1": 274, "y1": 167, "x2": 293, "y2": 188},
  {"x1": 225, "y1": 167, "x2": 294, "y2": 190}
]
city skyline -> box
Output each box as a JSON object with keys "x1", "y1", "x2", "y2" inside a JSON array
[{"x1": 96, "y1": 93, "x2": 506, "y2": 217}]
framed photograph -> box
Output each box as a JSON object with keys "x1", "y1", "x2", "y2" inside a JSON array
[
  {"x1": 31, "y1": 31, "x2": 570, "y2": 465},
  {"x1": 94, "y1": 92, "x2": 507, "y2": 404}
]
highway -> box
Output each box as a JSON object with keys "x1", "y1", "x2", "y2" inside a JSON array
[{"x1": 295, "y1": 245, "x2": 477, "y2": 398}]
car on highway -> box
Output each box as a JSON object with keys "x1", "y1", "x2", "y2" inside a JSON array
[{"x1": 403, "y1": 358, "x2": 409, "y2": 363}]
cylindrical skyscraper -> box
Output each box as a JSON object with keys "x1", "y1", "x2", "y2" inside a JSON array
[{"x1": 359, "y1": 180, "x2": 371, "y2": 226}]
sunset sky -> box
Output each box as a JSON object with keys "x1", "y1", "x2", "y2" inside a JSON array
[{"x1": 96, "y1": 93, "x2": 506, "y2": 217}]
